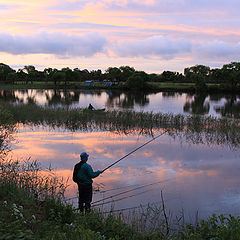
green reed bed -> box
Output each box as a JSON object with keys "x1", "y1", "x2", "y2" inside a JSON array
[
  {"x1": 0, "y1": 106, "x2": 15, "y2": 158},
  {"x1": 2, "y1": 101, "x2": 240, "y2": 148}
]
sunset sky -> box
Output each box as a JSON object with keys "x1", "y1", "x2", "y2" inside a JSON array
[{"x1": 0, "y1": 0, "x2": 239, "y2": 73}]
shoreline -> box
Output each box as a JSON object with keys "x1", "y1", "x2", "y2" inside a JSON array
[{"x1": 0, "y1": 82, "x2": 239, "y2": 94}]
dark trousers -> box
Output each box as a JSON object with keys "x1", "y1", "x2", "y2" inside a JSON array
[{"x1": 78, "y1": 183, "x2": 93, "y2": 212}]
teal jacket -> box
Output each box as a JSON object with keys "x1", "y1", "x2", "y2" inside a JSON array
[{"x1": 77, "y1": 162, "x2": 101, "y2": 184}]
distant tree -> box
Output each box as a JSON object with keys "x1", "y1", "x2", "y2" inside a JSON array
[
  {"x1": 209, "y1": 68, "x2": 224, "y2": 83},
  {"x1": 22, "y1": 65, "x2": 38, "y2": 84},
  {"x1": 221, "y1": 62, "x2": 240, "y2": 89},
  {"x1": 126, "y1": 71, "x2": 149, "y2": 90},
  {"x1": 44, "y1": 68, "x2": 54, "y2": 82},
  {"x1": 51, "y1": 71, "x2": 66, "y2": 85},
  {"x1": 23, "y1": 65, "x2": 36, "y2": 74},
  {"x1": 119, "y1": 66, "x2": 135, "y2": 81},
  {"x1": 89, "y1": 69, "x2": 102, "y2": 81},
  {"x1": 61, "y1": 67, "x2": 74, "y2": 84},
  {"x1": 148, "y1": 73, "x2": 161, "y2": 82},
  {"x1": 191, "y1": 73, "x2": 208, "y2": 92},
  {"x1": 6, "y1": 72, "x2": 18, "y2": 84},
  {"x1": 0, "y1": 63, "x2": 15, "y2": 82},
  {"x1": 16, "y1": 69, "x2": 27, "y2": 83},
  {"x1": 79, "y1": 69, "x2": 91, "y2": 81},
  {"x1": 184, "y1": 65, "x2": 210, "y2": 82},
  {"x1": 106, "y1": 67, "x2": 121, "y2": 81}
]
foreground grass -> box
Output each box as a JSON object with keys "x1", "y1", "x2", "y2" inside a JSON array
[{"x1": 0, "y1": 159, "x2": 165, "y2": 240}]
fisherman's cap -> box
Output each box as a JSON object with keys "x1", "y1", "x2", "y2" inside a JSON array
[{"x1": 80, "y1": 152, "x2": 89, "y2": 159}]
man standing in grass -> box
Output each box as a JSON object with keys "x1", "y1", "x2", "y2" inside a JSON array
[{"x1": 73, "y1": 152, "x2": 102, "y2": 212}]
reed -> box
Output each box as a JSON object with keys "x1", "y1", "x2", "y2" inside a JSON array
[
  {"x1": 1, "y1": 106, "x2": 240, "y2": 239},
  {"x1": 1, "y1": 101, "x2": 240, "y2": 149}
]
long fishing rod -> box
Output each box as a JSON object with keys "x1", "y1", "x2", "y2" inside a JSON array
[{"x1": 102, "y1": 129, "x2": 168, "y2": 172}]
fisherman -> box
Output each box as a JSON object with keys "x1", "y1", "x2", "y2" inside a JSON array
[
  {"x1": 73, "y1": 152, "x2": 102, "y2": 212},
  {"x1": 88, "y1": 103, "x2": 95, "y2": 110}
]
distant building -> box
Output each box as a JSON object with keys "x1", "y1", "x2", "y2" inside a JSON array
[{"x1": 84, "y1": 80, "x2": 94, "y2": 86}]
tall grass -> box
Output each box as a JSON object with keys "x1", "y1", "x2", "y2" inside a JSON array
[
  {"x1": 0, "y1": 159, "x2": 166, "y2": 239},
  {"x1": 0, "y1": 106, "x2": 15, "y2": 159},
  {"x1": 2, "y1": 101, "x2": 240, "y2": 149},
  {"x1": 1, "y1": 108, "x2": 240, "y2": 239}
]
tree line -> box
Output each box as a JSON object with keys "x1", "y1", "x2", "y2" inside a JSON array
[{"x1": 0, "y1": 62, "x2": 240, "y2": 90}]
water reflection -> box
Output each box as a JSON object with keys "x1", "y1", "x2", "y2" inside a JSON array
[
  {"x1": 183, "y1": 93, "x2": 210, "y2": 115},
  {"x1": 10, "y1": 124, "x2": 240, "y2": 220},
  {"x1": 1, "y1": 89, "x2": 240, "y2": 117}
]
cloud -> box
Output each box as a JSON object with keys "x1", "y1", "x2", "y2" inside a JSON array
[
  {"x1": 194, "y1": 41, "x2": 240, "y2": 59},
  {"x1": 52, "y1": 22, "x2": 131, "y2": 30},
  {"x1": 113, "y1": 35, "x2": 240, "y2": 62},
  {"x1": 114, "y1": 35, "x2": 192, "y2": 59},
  {"x1": 0, "y1": 31, "x2": 107, "y2": 57}
]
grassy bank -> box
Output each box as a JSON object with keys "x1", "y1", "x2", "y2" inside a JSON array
[{"x1": 1, "y1": 159, "x2": 240, "y2": 240}]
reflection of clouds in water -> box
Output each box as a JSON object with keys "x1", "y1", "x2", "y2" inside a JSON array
[{"x1": 10, "y1": 125, "x2": 240, "y2": 219}]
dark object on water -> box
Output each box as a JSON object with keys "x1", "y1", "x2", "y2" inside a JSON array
[{"x1": 88, "y1": 103, "x2": 95, "y2": 110}]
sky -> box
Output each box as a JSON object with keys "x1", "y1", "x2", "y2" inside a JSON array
[{"x1": 0, "y1": 0, "x2": 240, "y2": 73}]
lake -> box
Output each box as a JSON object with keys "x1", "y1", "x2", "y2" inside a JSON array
[
  {"x1": 2, "y1": 89, "x2": 240, "y2": 221},
  {"x1": 1, "y1": 88, "x2": 240, "y2": 117}
]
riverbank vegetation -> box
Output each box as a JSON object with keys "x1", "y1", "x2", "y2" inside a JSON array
[
  {"x1": 1, "y1": 61, "x2": 240, "y2": 92},
  {"x1": 1, "y1": 155, "x2": 240, "y2": 239},
  {"x1": 1, "y1": 101, "x2": 240, "y2": 149},
  {"x1": 1, "y1": 106, "x2": 240, "y2": 239}
]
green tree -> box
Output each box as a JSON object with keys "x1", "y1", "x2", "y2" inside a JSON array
[
  {"x1": 61, "y1": 67, "x2": 74, "y2": 85},
  {"x1": 191, "y1": 73, "x2": 208, "y2": 92},
  {"x1": 6, "y1": 72, "x2": 18, "y2": 84},
  {"x1": 22, "y1": 65, "x2": 38, "y2": 84},
  {"x1": 106, "y1": 67, "x2": 121, "y2": 81},
  {"x1": 184, "y1": 65, "x2": 210, "y2": 82},
  {"x1": 221, "y1": 62, "x2": 240, "y2": 89},
  {"x1": 0, "y1": 63, "x2": 15, "y2": 82},
  {"x1": 126, "y1": 71, "x2": 149, "y2": 90},
  {"x1": 51, "y1": 71, "x2": 66, "y2": 85},
  {"x1": 119, "y1": 66, "x2": 135, "y2": 81}
]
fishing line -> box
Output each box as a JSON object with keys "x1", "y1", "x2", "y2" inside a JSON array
[
  {"x1": 101, "y1": 197, "x2": 180, "y2": 214},
  {"x1": 64, "y1": 178, "x2": 171, "y2": 202},
  {"x1": 102, "y1": 129, "x2": 168, "y2": 172},
  {"x1": 92, "y1": 178, "x2": 172, "y2": 205},
  {"x1": 92, "y1": 188, "x2": 155, "y2": 207}
]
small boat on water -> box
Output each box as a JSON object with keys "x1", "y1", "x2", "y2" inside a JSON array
[
  {"x1": 84, "y1": 108, "x2": 105, "y2": 112},
  {"x1": 86, "y1": 104, "x2": 105, "y2": 112}
]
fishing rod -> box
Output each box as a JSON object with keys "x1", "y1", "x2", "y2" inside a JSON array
[{"x1": 102, "y1": 129, "x2": 168, "y2": 172}]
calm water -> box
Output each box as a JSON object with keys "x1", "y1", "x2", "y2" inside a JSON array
[
  {"x1": 1, "y1": 89, "x2": 240, "y2": 117},
  {"x1": 3, "y1": 88, "x2": 240, "y2": 220},
  {"x1": 9, "y1": 124, "x2": 240, "y2": 220}
]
